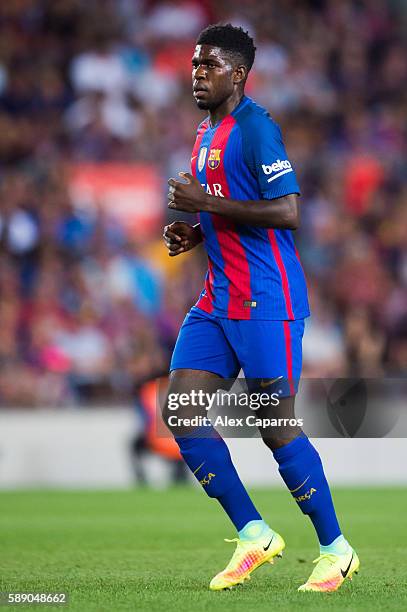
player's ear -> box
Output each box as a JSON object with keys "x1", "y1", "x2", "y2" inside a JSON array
[{"x1": 233, "y1": 64, "x2": 247, "y2": 85}]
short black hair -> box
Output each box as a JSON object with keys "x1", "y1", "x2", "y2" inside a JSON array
[{"x1": 196, "y1": 23, "x2": 256, "y2": 72}]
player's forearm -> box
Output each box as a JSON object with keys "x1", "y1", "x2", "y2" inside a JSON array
[{"x1": 202, "y1": 194, "x2": 300, "y2": 229}]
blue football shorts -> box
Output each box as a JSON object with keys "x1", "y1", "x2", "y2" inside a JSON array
[{"x1": 170, "y1": 306, "x2": 305, "y2": 396}]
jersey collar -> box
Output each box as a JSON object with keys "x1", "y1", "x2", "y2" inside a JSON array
[{"x1": 206, "y1": 95, "x2": 250, "y2": 129}]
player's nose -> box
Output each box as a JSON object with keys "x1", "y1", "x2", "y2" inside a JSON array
[{"x1": 194, "y1": 65, "x2": 207, "y2": 79}]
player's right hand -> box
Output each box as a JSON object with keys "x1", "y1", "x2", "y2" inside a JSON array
[{"x1": 163, "y1": 221, "x2": 202, "y2": 257}]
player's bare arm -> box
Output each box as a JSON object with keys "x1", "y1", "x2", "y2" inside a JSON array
[
  {"x1": 163, "y1": 221, "x2": 203, "y2": 256},
  {"x1": 168, "y1": 172, "x2": 300, "y2": 229}
]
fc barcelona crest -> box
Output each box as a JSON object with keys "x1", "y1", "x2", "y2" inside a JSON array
[{"x1": 208, "y1": 148, "x2": 221, "y2": 170}]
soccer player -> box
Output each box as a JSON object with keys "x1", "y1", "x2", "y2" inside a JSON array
[{"x1": 163, "y1": 24, "x2": 359, "y2": 593}]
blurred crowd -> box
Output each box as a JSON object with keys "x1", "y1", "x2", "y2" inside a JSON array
[{"x1": 0, "y1": 0, "x2": 406, "y2": 406}]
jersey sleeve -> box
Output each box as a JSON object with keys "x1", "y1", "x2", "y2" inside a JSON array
[{"x1": 242, "y1": 115, "x2": 300, "y2": 200}]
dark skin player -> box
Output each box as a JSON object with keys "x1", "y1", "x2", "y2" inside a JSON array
[
  {"x1": 163, "y1": 43, "x2": 299, "y2": 255},
  {"x1": 162, "y1": 44, "x2": 302, "y2": 448}
]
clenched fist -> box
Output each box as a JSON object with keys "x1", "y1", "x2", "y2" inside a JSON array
[
  {"x1": 163, "y1": 221, "x2": 203, "y2": 257},
  {"x1": 168, "y1": 172, "x2": 207, "y2": 213}
]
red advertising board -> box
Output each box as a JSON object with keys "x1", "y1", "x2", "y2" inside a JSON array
[{"x1": 69, "y1": 163, "x2": 163, "y2": 238}]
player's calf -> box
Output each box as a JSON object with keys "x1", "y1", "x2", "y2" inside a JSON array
[
  {"x1": 163, "y1": 369, "x2": 264, "y2": 532},
  {"x1": 163, "y1": 371, "x2": 288, "y2": 592}
]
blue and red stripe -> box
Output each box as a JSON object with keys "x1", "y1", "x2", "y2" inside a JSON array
[
  {"x1": 190, "y1": 100, "x2": 309, "y2": 321},
  {"x1": 283, "y1": 320, "x2": 295, "y2": 395},
  {"x1": 191, "y1": 121, "x2": 215, "y2": 314},
  {"x1": 267, "y1": 230, "x2": 295, "y2": 320},
  {"x1": 205, "y1": 116, "x2": 253, "y2": 319}
]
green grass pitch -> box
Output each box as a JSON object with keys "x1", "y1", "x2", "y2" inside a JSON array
[{"x1": 0, "y1": 487, "x2": 406, "y2": 611}]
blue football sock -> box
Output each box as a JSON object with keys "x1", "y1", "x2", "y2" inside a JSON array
[
  {"x1": 272, "y1": 434, "x2": 341, "y2": 546},
  {"x1": 175, "y1": 426, "x2": 262, "y2": 532}
]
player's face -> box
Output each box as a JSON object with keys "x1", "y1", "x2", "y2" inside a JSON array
[{"x1": 192, "y1": 45, "x2": 235, "y2": 110}]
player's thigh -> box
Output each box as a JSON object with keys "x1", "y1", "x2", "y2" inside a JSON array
[
  {"x1": 226, "y1": 318, "x2": 305, "y2": 392},
  {"x1": 165, "y1": 308, "x2": 239, "y2": 429},
  {"x1": 170, "y1": 307, "x2": 240, "y2": 380},
  {"x1": 224, "y1": 318, "x2": 305, "y2": 447}
]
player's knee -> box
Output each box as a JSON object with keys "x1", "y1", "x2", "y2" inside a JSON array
[
  {"x1": 161, "y1": 401, "x2": 172, "y2": 431},
  {"x1": 162, "y1": 393, "x2": 181, "y2": 433},
  {"x1": 162, "y1": 395, "x2": 197, "y2": 437},
  {"x1": 162, "y1": 400, "x2": 184, "y2": 434}
]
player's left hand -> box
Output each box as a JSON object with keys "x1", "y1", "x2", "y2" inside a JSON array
[{"x1": 168, "y1": 172, "x2": 206, "y2": 213}]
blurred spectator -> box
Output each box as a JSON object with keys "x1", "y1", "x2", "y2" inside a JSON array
[{"x1": 0, "y1": 0, "x2": 405, "y2": 406}]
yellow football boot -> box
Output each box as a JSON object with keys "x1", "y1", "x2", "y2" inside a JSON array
[
  {"x1": 209, "y1": 530, "x2": 285, "y2": 591},
  {"x1": 298, "y1": 548, "x2": 360, "y2": 592}
]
